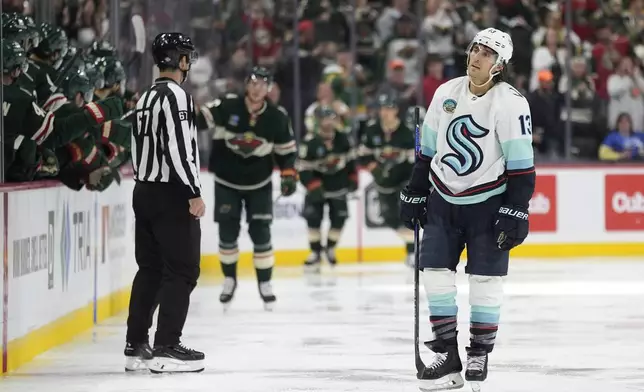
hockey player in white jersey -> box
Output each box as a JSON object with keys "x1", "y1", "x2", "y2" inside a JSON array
[{"x1": 399, "y1": 28, "x2": 535, "y2": 390}]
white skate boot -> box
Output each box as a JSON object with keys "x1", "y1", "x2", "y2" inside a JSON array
[
  {"x1": 219, "y1": 277, "x2": 237, "y2": 311},
  {"x1": 258, "y1": 281, "x2": 276, "y2": 311}
]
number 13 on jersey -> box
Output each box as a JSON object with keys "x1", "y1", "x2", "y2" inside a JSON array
[{"x1": 518, "y1": 114, "x2": 532, "y2": 136}]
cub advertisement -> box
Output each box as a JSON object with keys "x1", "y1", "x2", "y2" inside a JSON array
[{"x1": 605, "y1": 174, "x2": 644, "y2": 231}]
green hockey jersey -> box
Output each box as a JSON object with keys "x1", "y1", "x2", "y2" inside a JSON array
[
  {"x1": 3, "y1": 85, "x2": 117, "y2": 148},
  {"x1": 197, "y1": 94, "x2": 297, "y2": 190},
  {"x1": 297, "y1": 131, "x2": 357, "y2": 196},
  {"x1": 358, "y1": 119, "x2": 414, "y2": 193},
  {"x1": 18, "y1": 58, "x2": 66, "y2": 109}
]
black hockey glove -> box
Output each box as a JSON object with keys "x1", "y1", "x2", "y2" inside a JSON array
[
  {"x1": 494, "y1": 205, "x2": 530, "y2": 251},
  {"x1": 400, "y1": 186, "x2": 428, "y2": 230}
]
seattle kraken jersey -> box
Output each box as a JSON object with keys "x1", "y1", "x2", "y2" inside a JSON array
[{"x1": 421, "y1": 76, "x2": 534, "y2": 205}]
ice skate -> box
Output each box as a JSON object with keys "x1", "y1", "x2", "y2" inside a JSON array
[
  {"x1": 324, "y1": 247, "x2": 337, "y2": 266},
  {"x1": 219, "y1": 277, "x2": 237, "y2": 310},
  {"x1": 124, "y1": 342, "x2": 153, "y2": 371},
  {"x1": 303, "y1": 251, "x2": 321, "y2": 273},
  {"x1": 148, "y1": 343, "x2": 205, "y2": 374},
  {"x1": 465, "y1": 347, "x2": 488, "y2": 392},
  {"x1": 417, "y1": 340, "x2": 464, "y2": 391},
  {"x1": 259, "y1": 281, "x2": 276, "y2": 311}
]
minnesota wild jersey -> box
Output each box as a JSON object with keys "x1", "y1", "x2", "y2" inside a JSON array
[
  {"x1": 197, "y1": 94, "x2": 297, "y2": 190},
  {"x1": 297, "y1": 132, "x2": 357, "y2": 196},
  {"x1": 359, "y1": 119, "x2": 415, "y2": 193},
  {"x1": 18, "y1": 58, "x2": 65, "y2": 109},
  {"x1": 3, "y1": 83, "x2": 56, "y2": 145}
]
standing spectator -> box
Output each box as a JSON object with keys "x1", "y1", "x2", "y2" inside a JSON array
[
  {"x1": 376, "y1": 0, "x2": 411, "y2": 43},
  {"x1": 591, "y1": 20, "x2": 630, "y2": 100},
  {"x1": 530, "y1": 28, "x2": 567, "y2": 92},
  {"x1": 421, "y1": 0, "x2": 459, "y2": 78},
  {"x1": 377, "y1": 59, "x2": 414, "y2": 118},
  {"x1": 384, "y1": 14, "x2": 421, "y2": 86},
  {"x1": 560, "y1": 56, "x2": 605, "y2": 158},
  {"x1": 607, "y1": 55, "x2": 644, "y2": 131},
  {"x1": 532, "y1": 7, "x2": 581, "y2": 51},
  {"x1": 528, "y1": 70, "x2": 560, "y2": 157}
]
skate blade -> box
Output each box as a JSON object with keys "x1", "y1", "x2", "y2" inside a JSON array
[
  {"x1": 263, "y1": 301, "x2": 275, "y2": 311},
  {"x1": 304, "y1": 264, "x2": 321, "y2": 273},
  {"x1": 125, "y1": 357, "x2": 150, "y2": 372},
  {"x1": 418, "y1": 372, "x2": 465, "y2": 391},
  {"x1": 469, "y1": 381, "x2": 482, "y2": 392},
  {"x1": 148, "y1": 358, "x2": 204, "y2": 374}
]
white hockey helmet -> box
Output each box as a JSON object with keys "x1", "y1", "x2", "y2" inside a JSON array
[{"x1": 467, "y1": 28, "x2": 513, "y2": 86}]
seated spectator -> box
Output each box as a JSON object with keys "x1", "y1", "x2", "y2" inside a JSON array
[
  {"x1": 384, "y1": 14, "x2": 420, "y2": 86},
  {"x1": 530, "y1": 28, "x2": 566, "y2": 92},
  {"x1": 599, "y1": 112, "x2": 644, "y2": 160}
]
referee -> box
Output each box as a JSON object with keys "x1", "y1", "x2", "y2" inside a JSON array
[{"x1": 124, "y1": 32, "x2": 206, "y2": 374}]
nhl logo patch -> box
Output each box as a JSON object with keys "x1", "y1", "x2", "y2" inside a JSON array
[{"x1": 443, "y1": 99, "x2": 457, "y2": 113}]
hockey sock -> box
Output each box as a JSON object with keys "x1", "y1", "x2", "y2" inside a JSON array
[
  {"x1": 253, "y1": 243, "x2": 275, "y2": 283},
  {"x1": 308, "y1": 228, "x2": 322, "y2": 253},
  {"x1": 219, "y1": 241, "x2": 238, "y2": 279},
  {"x1": 423, "y1": 268, "x2": 458, "y2": 345},
  {"x1": 326, "y1": 227, "x2": 342, "y2": 250},
  {"x1": 469, "y1": 275, "x2": 503, "y2": 353}
]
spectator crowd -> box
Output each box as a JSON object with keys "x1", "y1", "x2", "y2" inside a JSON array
[{"x1": 3, "y1": 0, "x2": 644, "y2": 186}]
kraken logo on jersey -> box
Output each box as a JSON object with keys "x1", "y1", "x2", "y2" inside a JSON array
[{"x1": 441, "y1": 115, "x2": 490, "y2": 176}]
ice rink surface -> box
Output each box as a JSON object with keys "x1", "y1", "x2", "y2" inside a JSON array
[{"x1": 2, "y1": 258, "x2": 644, "y2": 392}]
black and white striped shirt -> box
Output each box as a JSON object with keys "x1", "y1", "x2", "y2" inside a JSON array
[{"x1": 131, "y1": 77, "x2": 202, "y2": 197}]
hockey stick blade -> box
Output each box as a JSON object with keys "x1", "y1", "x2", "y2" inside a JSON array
[{"x1": 413, "y1": 106, "x2": 427, "y2": 375}]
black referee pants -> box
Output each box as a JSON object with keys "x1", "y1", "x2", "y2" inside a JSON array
[{"x1": 126, "y1": 182, "x2": 201, "y2": 347}]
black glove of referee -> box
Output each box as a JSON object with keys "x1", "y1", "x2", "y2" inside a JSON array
[{"x1": 494, "y1": 205, "x2": 530, "y2": 251}]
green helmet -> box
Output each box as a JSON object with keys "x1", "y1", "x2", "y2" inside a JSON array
[
  {"x1": 2, "y1": 39, "x2": 28, "y2": 75},
  {"x1": 93, "y1": 56, "x2": 126, "y2": 88},
  {"x1": 61, "y1": 46, "x2": 86, "y2": 72},
  {"x1": 2, "y1": 13, "x2": 30, "y2": 42},
  {"x1": 377, "y1": 93, "x2": 398, "y2": 108},
  {"x1": 32, "y1": 22, "x2": 69, "y2": 68},
  {"x1": 247, "y1": 66, "x2": 273, "y2": 84},
  {"x1": 88, "y1": 40, "x2": 117, "y2": 59},
  {"x1": 18, "y1": 15, "x2": 40, "y2": 49},
  {"x1": 84, "y1": 61, "x2": 106, "y2": 90},
  {"x1": 61, "y1": 68, "x2": 94, "y2": 103}
]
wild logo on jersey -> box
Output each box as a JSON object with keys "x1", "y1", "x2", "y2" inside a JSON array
[
  {"x1": 226, "y1": 131, "x2": 268, "y2": 158},
  {"x1": 378, "y1": 146, "x2": 404, "y2": 162},
  {"x1": 323, "y1": 154, "x2": 345, "y2": 173},
  {"x1": 442, "y1": 114, "x2": 490, "y2": 176}
]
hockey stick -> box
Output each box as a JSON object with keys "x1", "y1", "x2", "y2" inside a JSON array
[{"x1": 413, "y1": 106, "x2": 426, "y2": 375}]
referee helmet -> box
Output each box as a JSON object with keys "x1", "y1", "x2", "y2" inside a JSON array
[{"x1": 151, "y1": 32, "x2": 198, "y2": 70}]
